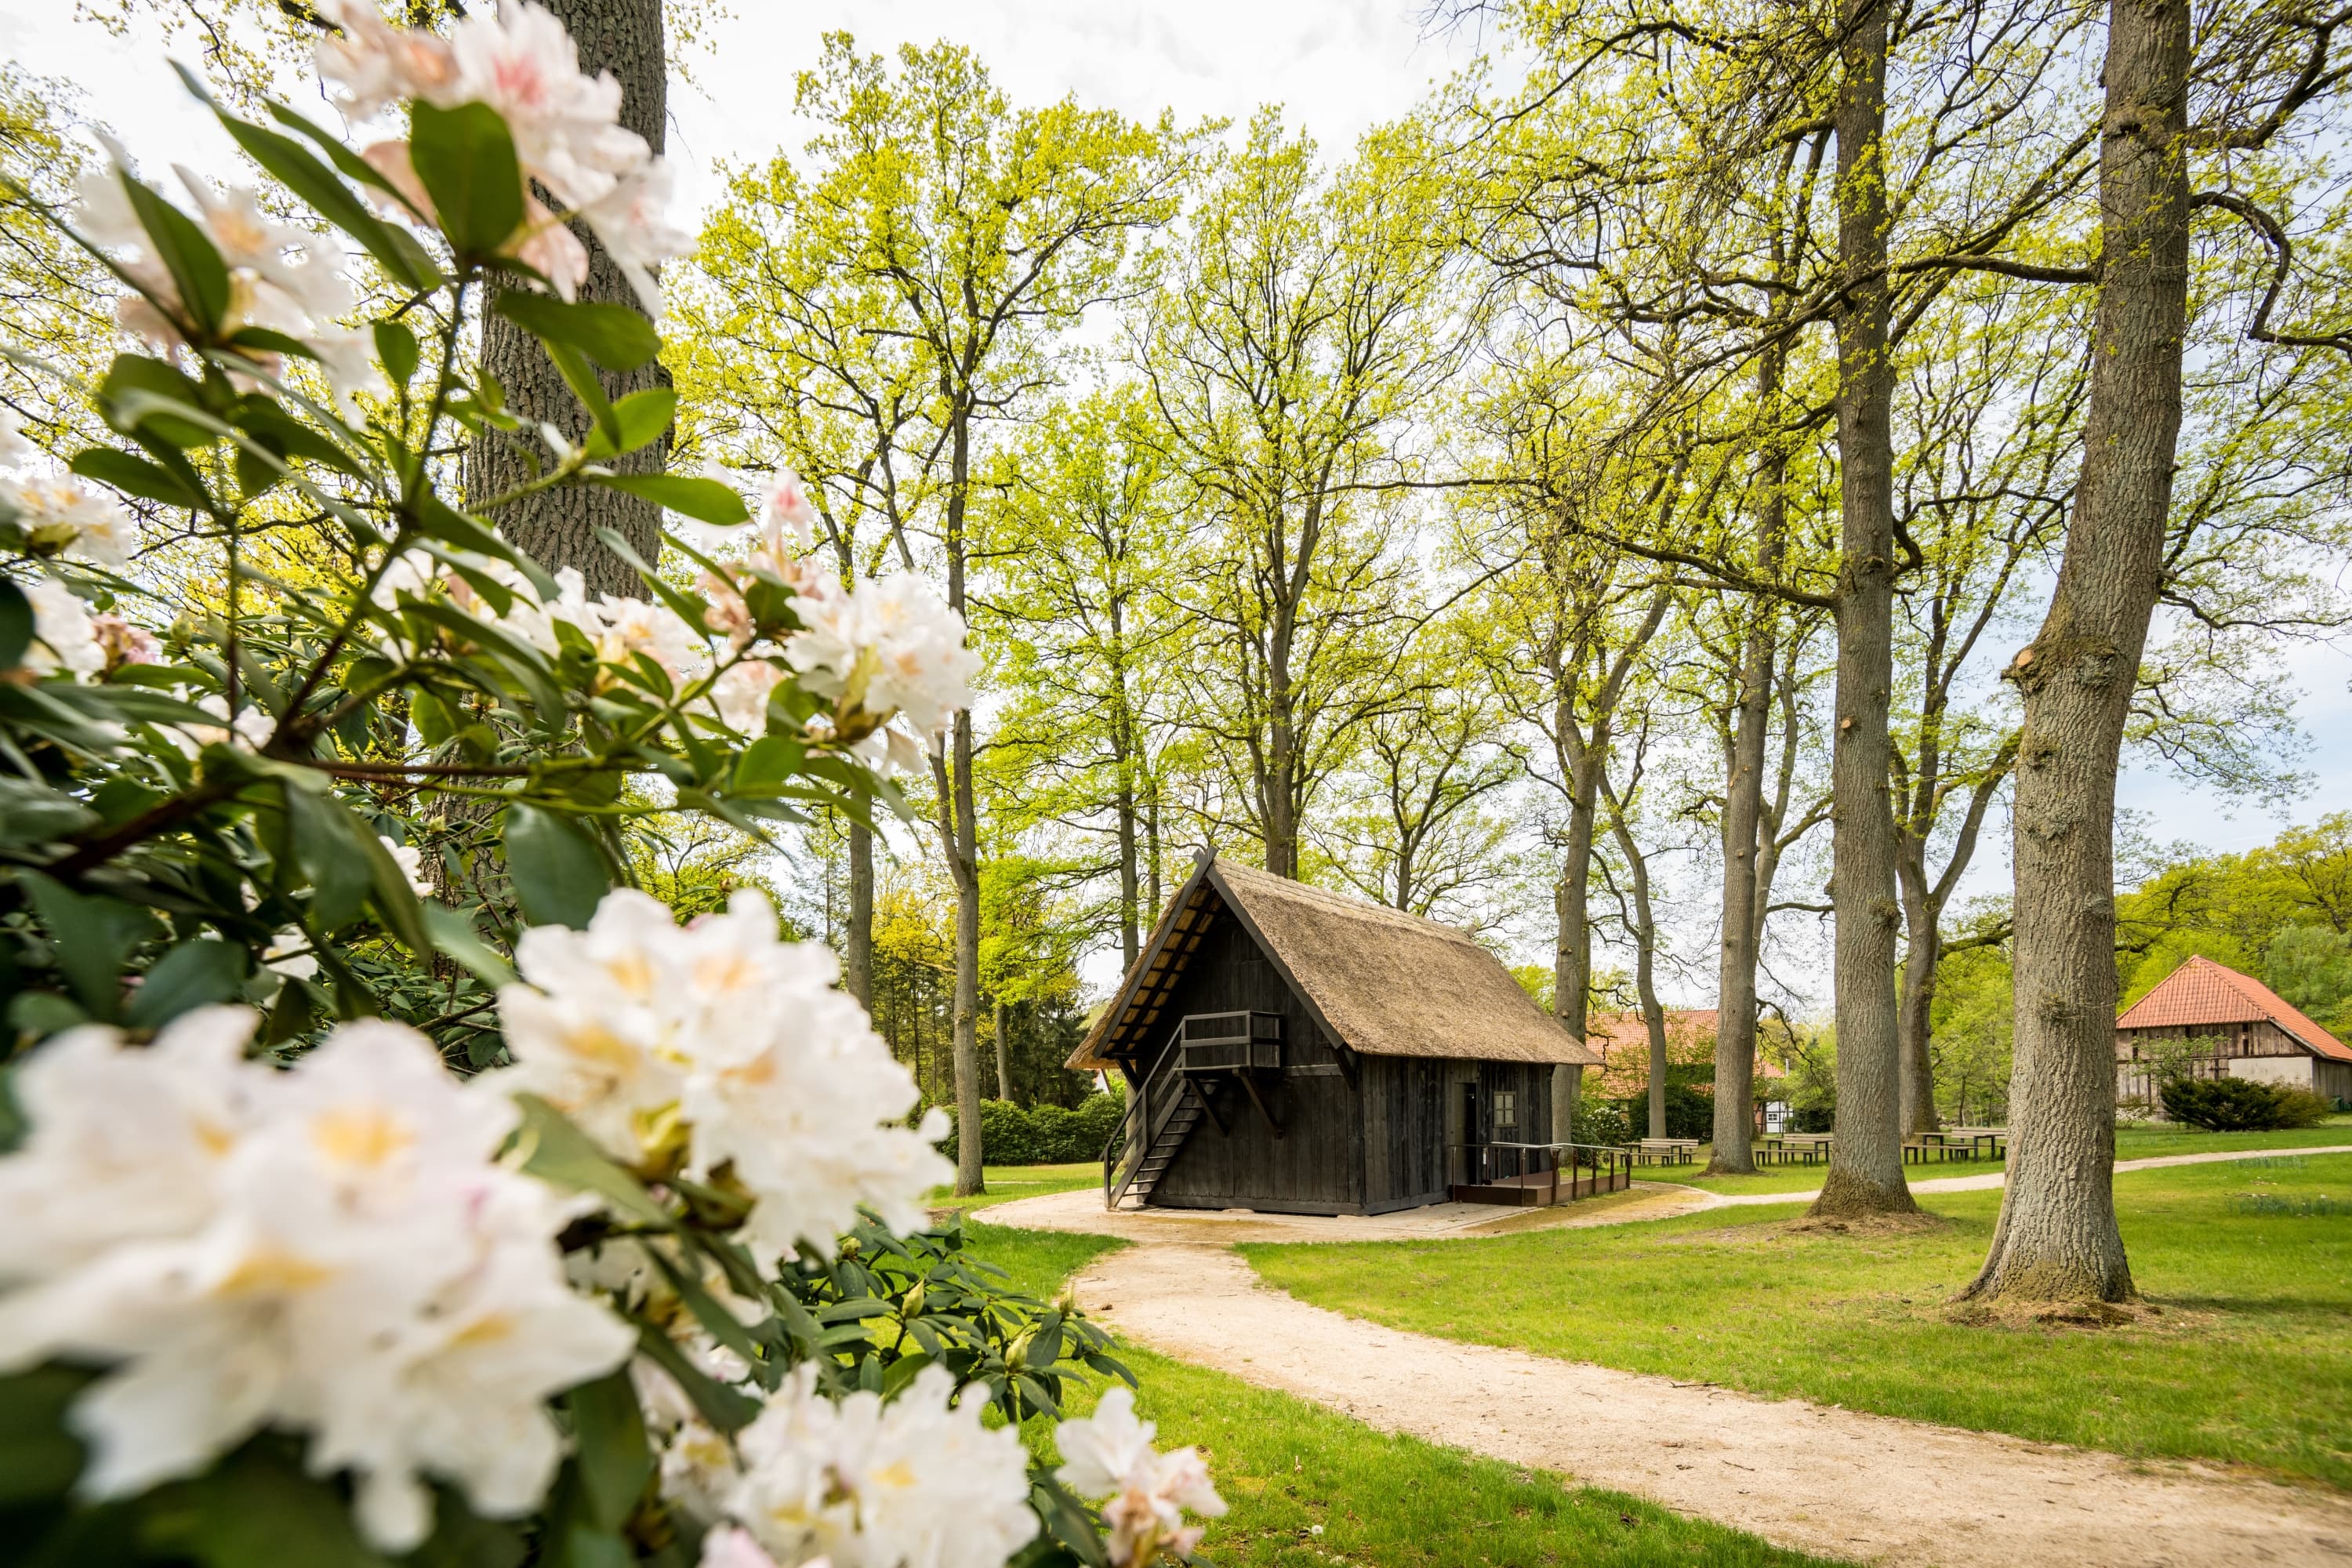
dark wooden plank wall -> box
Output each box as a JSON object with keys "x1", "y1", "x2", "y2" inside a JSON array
[
  {"x1": 1145, "y1": 910, "x2": 1367, "y2": 1214},
  {"x1": 1359, "y1": 1056, "x2": 1556, "y2": 1212}
]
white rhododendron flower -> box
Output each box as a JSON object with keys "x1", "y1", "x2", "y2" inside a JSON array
[
  {"x1": 699, "y1": 1524, "x2": 788, "y2": 1568},
  {"x1": 0, "y1": 408, "x2": 34, "y2": 467},
  {"x1": 1055, "y1": 1387, "x2": 1227, "y2": 1568},
  {"x1": 2, "y1": 473, "x2": 136, "y2": 567},
  {"x1": 172, "y1": 692, "x2": 277, "y2": 753},
  {"x1": 718, "y1": 1364, "x2": 1037, "y2": 1568},
  {"x1": 760, "y1": 465, "x2": 819, "y2": 550},
  {"x1": 493, "y1": 887, "x2": 950, "y2": 1260},
  {"x1": 379, "y1": 835, "x2": 432, "y2": 895},
  {"x1": 74, "y1": 147, "x2": 365, "y2": 380},
  {"x1": 20, "y1": 576, "x2": 105, "y2": 681},
  {"x1": 786, "y1": 573, "x2": 978, "y2": 739},
  {"x1": 710, "y1": 658, "x2": 785, "y2": 736},
  {"x1": 0, "y1": 1010, "x2": 633, "y2": 1552},
  {"x1": 317, "y1": 1, "x2": 688, "y2": 310}
]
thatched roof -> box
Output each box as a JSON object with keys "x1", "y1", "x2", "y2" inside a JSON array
[{"x1": 1066, "y1": 854, "x2": 1601, "y2": 1073}]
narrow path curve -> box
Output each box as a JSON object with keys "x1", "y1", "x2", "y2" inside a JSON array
[
  {"x1": 1072, "y1": 1243, "x2": 2352, "y2": 1568},
  {"x1": 987, "y1": 1146, "x2": 2352, "y2": 1567}
]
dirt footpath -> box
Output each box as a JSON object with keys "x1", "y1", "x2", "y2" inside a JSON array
[{"x1": 1074, "y1": 1243, "x2": 2352, "y2": 1567}]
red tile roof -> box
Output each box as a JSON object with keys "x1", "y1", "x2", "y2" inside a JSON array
[{"x1": 2114, "y1": 955, "x2": 2352, "y2": 1062}]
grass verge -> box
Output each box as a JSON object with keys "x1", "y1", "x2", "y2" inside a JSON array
[
  {"x1": 1244, "y1": 1155, "x2": 2352, "y2": 1490},
  {"x1": 959, "y1": 1221, "x2": 1838, "y2": 1566},
  {"x1": 927, "y1": 1162, "x2": 1101, "y2": 1215}
]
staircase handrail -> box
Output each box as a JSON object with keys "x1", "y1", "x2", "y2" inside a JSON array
[{"x1": 1102, "y1": 1027, "x2": 1188, "y2": 1209}]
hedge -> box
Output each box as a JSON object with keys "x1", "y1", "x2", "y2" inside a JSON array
[
  {"x1": 2158, "y1": 1075, "x2": 2334, "y2": 1131},
  {"x1": 937, "y1": 1093, "x2": 1127, "y2": 1166}
]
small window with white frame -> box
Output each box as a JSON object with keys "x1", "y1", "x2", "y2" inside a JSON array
[{"x1": 1492, "y1": 1089, "x2": 1517, "y2": 1131}]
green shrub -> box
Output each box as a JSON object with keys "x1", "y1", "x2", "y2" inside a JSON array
[
  {"x1": 1569, "y1": 1097, "x2": 1630, "y2": 1149},
  {"x1": 2159, "y1": 1075, "x2": 2334, "y2": 1131},
  {"x1": 939, "y1": 1092, "x2": 1127, "y2": 1165}
]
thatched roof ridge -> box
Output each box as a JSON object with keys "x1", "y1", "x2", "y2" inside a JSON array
[{"x1": 1066, "y1": 855, "x2": 1599, "y2": 1072}]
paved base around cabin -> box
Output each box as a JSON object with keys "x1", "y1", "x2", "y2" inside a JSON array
[{"x1": 987, "y1": 1146, "x2": 2352, "y2": 1568}]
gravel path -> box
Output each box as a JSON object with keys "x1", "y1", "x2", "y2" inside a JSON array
[
  {"x1": 987, "y1": 1144, "x2": 2352, "y2": 1566},
  {"x1": 1074, "y1": 1243, "x2": 2352, "y2": 1568}
]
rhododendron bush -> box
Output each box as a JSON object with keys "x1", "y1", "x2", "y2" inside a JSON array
[{"x1": 0, "y1": 5, "x2": 1218, "y2": 1566}]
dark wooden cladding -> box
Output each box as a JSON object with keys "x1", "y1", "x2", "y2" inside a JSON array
[{"x1": 1116, "y1": 900, "x2": 1566, "y2": 1215}]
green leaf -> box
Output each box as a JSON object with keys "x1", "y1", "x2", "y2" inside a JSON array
[
  {"x1": 125, "y1": 938, "x2": 248, "y2": 1030},
  {"x1": 510, "y1": 1094, "x2": 671, "y2": 1228},
  {"x1": 584, "y1": 387, "x2": 675, "y2": 459},
  {"x1": 409, "y1": 100, "x2": 524, "y2": 258},
  {"x1": 70, "y1": 446, "x2": 204, "y2": 508},
  {"x1": 284, "y1": 782, "x2": 373, "y2": 931},
  {"x1": 565, "y1": 1372, "x2": 653, "y2": 1532},
  {"x1": 411, "y1": 688, "x2": 457, "y2": 746},
  {"x1": 171, "y1": 1439, "x2": 393, "y2": 1568},
  {"x1": 0, "y1": 1367, "x2": 91, "y2": 1507},
  {"x1": 0, "y1": 777, "x2": 97, "y2": 845},
  {"x1": 629, "y1": 1322, "x2": 762, "y2": 1433},
  {"x1": 491, "y1": 292, "x2": 660, "y2": 372},
  {"x1": 422, "y1": 902, "x2": 517, "y2": 988},
  {"x1": 98, "y1": 354, "x2": 214, "y2": 448},
  {"x1": 7, "y1": 989, "x2": 89, "y2": 1043},
  {"x1": 543, "y1": 337, "x2": 621, "y2": 450},
  {"x1": 587, "y1": 474, "x2": 750, "y2": 526},
  {"x1": 213, "y1": 107, "x2": 436, "y2": 291},
  {"x1": 503, "y1": 803, "x2": 611, "y2": 930},
  {"x1": 117, "y1": 172, "x2": 231, "y2": 336},
  {"x1": 21, "y1": 870, "x2": 158, "y2": 1022},
  {"x1": 375, "y1": 320, "x2": 419, "y2": 387},
  {"x1": 0, "y1": 576, "x2": 31, "y2": 671},
  {"x1": 734, "y1": 735, "x2": 805, "y2": 792}
]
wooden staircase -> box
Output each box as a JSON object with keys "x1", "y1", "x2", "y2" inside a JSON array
[{"x1": 1103, "y1": 1033, "x2": 1203, "y2": 1210}]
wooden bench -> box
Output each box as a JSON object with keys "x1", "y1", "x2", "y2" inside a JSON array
[{"x1": 1629, "y1": 1138, "x2": 1700, "y2": 1167}]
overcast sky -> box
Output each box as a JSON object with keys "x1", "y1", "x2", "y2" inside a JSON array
[{"x1": 3, "y1": 0, "x2": 2346, "y2": 1000}]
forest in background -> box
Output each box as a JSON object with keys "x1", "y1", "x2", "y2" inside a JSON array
[{"x1": 5, "y1": 4, "x2": 2350, "y2": 1239}]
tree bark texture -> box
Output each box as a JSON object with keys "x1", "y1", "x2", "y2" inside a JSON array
[
  {"x1": 1606, "y1": 778, "x2": 1669, "y2": 1140},
  {"x1": 994, "y1": 996, "x2": 1012, "y2": 1103},
  {"x1": 1965, "y1": 0, "x2": 2189, "y2": 1304},
  {"x1": 940, "y1": 401, "x2": 985, "y2": 1197},
  {"x1": 1708, "y1": 347, "x2": 1788, "y2": 1175},
  {"x1": 1814, "y1": 0, "x2": 1915, "y2": 1219},
  {"x1": 844, "y1": 822, "x2": 874, "y2": 1009},
  {"x1": 463, "y1": 0, "x2": 668, "y2": 599}
]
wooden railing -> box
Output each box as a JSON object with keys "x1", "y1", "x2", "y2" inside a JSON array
[
  {"x1": 1446, "y1": 1141, "x2": 1633, "y2": 1204},
  {"x1": 1102, "y1": 1029, "x2": 1188, "y2": 1209},
  {"x1": 1178, "y1": 1011, "x2": 1282, "y2": 1073}
]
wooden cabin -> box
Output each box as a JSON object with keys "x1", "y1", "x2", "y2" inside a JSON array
[
  {"x1": 2114, "y1": 955, "x2": 2352, "y2": 1108},
  {"x1": 1068, "y1": 852, "x2": 1608, "y2": 1215}
]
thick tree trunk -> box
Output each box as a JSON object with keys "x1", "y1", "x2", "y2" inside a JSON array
[
  {"x1": 1709, "y1": 349, "x2": 1787, "y2": 1175},
  {"x1": 940, "y1": 401, "x2": 984, "y2": 1197},
  {"x1": 463, "y1": 0, "x2": 667, "y2": 597},
  {"x1": 1606, "y1": 789, "x2": 1669, "y2": 1139},
  {"x1": 1116, "y1": 771, "x2": 1141, "y2": 972},
  {"x1": 1896, "y1": 862, "x2": 1942, "y2": 1134},
  {"x1": 1552, "y1": 779, "x2": 1599, "y2": 1142},
  {"x1": 1965, "y1": 0, "x2": 2188, "y2": 1305},
  {"x1": 1813, "y1": 0, "x2": 1915, "y2": 1219},
  {"x1": 994, "y1": 996, "x2": 1012, "y2": 1103},
  {"x1": 844, "y1": 822, "x2": 874, "y2": 1009}
]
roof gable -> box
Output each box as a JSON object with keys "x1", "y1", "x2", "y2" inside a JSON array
[
  {"x1": 1069, "y1": 855, "x2": 1600, "y2": 1072},
  {"x1": 2115, "y1": 955, "x2": 2352, "y2": 1062}
]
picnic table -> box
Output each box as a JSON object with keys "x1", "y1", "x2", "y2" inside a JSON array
[
  {"x1": 1903, "y1": 1127, "x2": 2009, "y2": 1163},
  {"x1": 1628, "y1": 1138, "x2": 1701, "y2": 1167},
  {"x1": 1943, "y1": 1125, "x2": 2008, "y2": 1159},
  {"x1": 1757, "y1": 1131, "x2": 1834, "y2": 1166}
]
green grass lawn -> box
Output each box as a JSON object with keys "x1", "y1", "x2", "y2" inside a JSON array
[
  {"x1": 927, "y1": 1161, "x2": 1101, "y2": 1214},
  {"x1": 1644, "y1": 1118, "x2": 2352, "y2": 1197},
  {"x1": 959, "y1": 1221, "x2": 1835, "y2": 1566},
  {"x1": 1245, "y1": 1154, "x2": 2352, "y2": 1490}
]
